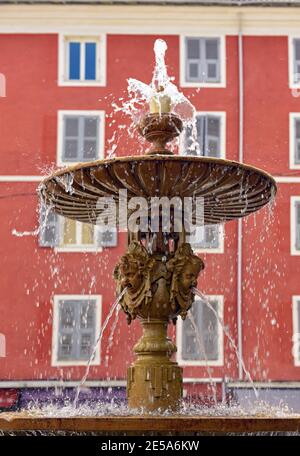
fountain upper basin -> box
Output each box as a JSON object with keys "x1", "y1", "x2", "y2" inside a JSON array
[{"x1": 40, "y1": 155, "x2": 276, "y2": 226}]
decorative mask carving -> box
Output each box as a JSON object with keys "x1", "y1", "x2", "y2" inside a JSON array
[{"x1": 114, "y1": 241, "x2": 204, "y2": 324}]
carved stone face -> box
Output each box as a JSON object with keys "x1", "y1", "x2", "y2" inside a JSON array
[
  {"x1": 120, "y1": 267, "x2": 143, "y2": 293},
  {"x1": 178, "y1": 263, "x2": 199, "y2": 293}
]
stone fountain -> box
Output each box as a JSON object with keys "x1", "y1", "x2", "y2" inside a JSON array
[{"x1": 38, "y1": 49, "x2": 276, "y2": 412}]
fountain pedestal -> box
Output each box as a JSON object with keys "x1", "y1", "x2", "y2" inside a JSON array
[{"x1": 127, "y1": 320, "x2": 182, "y2": 411}]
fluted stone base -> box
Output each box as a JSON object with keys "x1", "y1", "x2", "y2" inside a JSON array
[{"x1": 127, "y1": 320, "x2": 183, "y2": 412}]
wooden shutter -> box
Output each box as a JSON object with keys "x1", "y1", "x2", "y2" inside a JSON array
[
  {"x1": 82, "y1": 116, "x2": 98, "y2": 160},
  {"x1": 57, "y1": 299, "x2": 97, "y2": 362},
  {"x1": 204, "y1": 38, "x2": 220, "y2": 83},
  {"x1": 295, "y1": 118, "x2": 300, "y2": 165},
  {"x1": 39, "y1": 205, "x2": 59, "y2": 247},
  {"x1": 63, "y1": 116, "x2": 80, "y2": 161},
  {"x1": 296, "y1": 202, "x2": 300, "y2": 250},
  {"x1": 205, "y1": 115, "x2": 221, "y2": 157},
  {"x1": 185, "y1": 38, "x2": 202, "y2": 82},
  {"x1": 57, "y1": 300, "x2": 76, "y2": 361},
  {"x1": 200, "y1": 299, "x2": 219, "y2": 361},
  {"x1": 294, "y1": 39, "x2": 300, "y2": 84},
  {"x1": 62, "y1": 115, "x2": 99, "y2": 163},
  {"x1": 79, "y1": 300, "x2": 96, "y2": 360}
]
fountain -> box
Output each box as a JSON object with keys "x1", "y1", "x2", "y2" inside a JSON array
[
  {"x1": 37, "y1": 40, "x2": 276, "y2": 414},
  {"x1": 2, "y1": 39, "x2": 299, "y2": 435}
]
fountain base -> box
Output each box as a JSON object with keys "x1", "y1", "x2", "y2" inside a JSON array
[{"x1": 127, "y1": 320, "x2": 182, "y2": 412}]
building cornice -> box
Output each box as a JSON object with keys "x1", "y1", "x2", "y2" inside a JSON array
[{"x1": 1, "y1": 4, "x2": 300, "y2": 34}]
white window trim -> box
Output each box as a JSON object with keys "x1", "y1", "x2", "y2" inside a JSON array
[
  {"x1": 58, "y1": 33, "x2": 106, "y2": 87},
  {"x1": 291, "y1": 195, "x2": 300, "y2": 256},
  {"x1": 292, "y1": 296, "x2": 300, "y2": 367},
  {"x1": 52, "y1": 294, "x2": 102, "y2": 367},
  {"x1": 57, "y1": 110, "x2": 105, "y2": 166},
  {"x1": 289, "y1": 113, "x2": 300, "y2": 170},
  {"x1": 191, "y1": 224, "x2": 225, "y2": 255},
  {"x1": 288, "y1": 36, "x2": 300, "y2": 90},
  {"x1": 55, "y1": 217, "x2": 102, "y2": 253},
  {"x1": 179, "y1": 111, "x2": 226, "y2": 159},
  {"x1": 180, "y1": 35, "x2": 226, "y2": 88},
  {"x1": 176, "y1": 294, "x2": 224, "y2": 367}
]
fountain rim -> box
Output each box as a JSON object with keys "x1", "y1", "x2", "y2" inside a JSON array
[{"x1": 40, "y1": 154, "x2": 277, "y2": 193}]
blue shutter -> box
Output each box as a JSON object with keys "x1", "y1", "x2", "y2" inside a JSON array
[
  {"x1": 188, "y1": 225, "x2": 220, "y2": 250},
  {"x1": 185, "y1": 37, "x2": 221, "y2": 83},
  {"x1": 200, "y1": 299, "x2": 219, "y2": 361},
  {"x1": 62, "y1": 115, "x2": 99, "y2": 163},
  {"x1": 69, "y1": 42, "x2": 81, "y2": 80},
  {"x1": 57, "y1": 300, "x2": 77, "y2": 361},
  {"x1": 79, "y1": 300, "x2": 96, "y2": 360},
  {"x1": 85, "y1": 42, "x2": 96, "y2": 80},
  {"x1": 185, "y1": 38, "x2": 202, "y2": 82}
]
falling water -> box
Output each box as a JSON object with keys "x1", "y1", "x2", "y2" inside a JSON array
[
  {"x1": 192, "y1": 287, "x2": 259, "y2": 398},
  {"x1": 73, "y1": 287, "x2": 127, "y2": 408},
  {"x1": 187, "y1": 312, "x2": 218, "y2": 404}
]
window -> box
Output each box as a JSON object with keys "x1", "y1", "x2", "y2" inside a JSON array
[
  {"x1": 182, "y1": 113, "x2": 225, "y2": 158},
  {"x1": 177, "y1": 295, "x2": 224, "y2": 366},
  {"x1": 39, "y1": 206, "x2": 118, "y2": 252},
  {"x1": 289, "y1": 113, "x2": 300, "y2": 169},
  {"x1": 180, "y1": 36, "x2": 225, "y2": 87},
  {"x1": 52, "y1": 295, "x2": 101, "y2": 366},
  {"x1": 58, "y1": 35, "x2": 106, "y2": 86},
  {"x1": 187, "y1": 225, "x2": 224, "y2": 253},
  {"x1": 291, "y1": 196, "x2": 300, "y2": 255},
  {"x1": 57, "y1": 111, "x2": 104, "y2": 165}
]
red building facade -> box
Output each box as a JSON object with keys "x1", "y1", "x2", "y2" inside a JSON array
[{"x1": 0, "y1": 1, "x2": 300, "y2": 408}]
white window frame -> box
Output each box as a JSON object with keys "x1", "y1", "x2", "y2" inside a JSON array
[
  {"x1": 188, "y1": 224, "x2": 225, "y2": 255},
  {"x1": 55, "y1": 217, "x2": 102, "y2": 253},
  {"x1": 180, "y1": 111, "x2": 226, "y2": 159},
  {"x1": 57, "y1": 110, "x2": 105, "y2": 166},
  {"x1": 288, "y1": 36, "x2": 300, "y2": 89},
  {"x1": 52, "y1": 294, "x2": 102, "y2": 367},
  {"x1": 180, "y1": 35, "x2": 226, "y2": 88},
  {"x1": 176, "y1": 295, "x2": 224, "y2": 367},
  {"x1": 289, "y1": 113, "x2": 300, "y2": 170},
  {"x1": 292, "y1": 296, "x2": 300, "y2": 367},
  {"x1": 291, "y1": 196, "x2": 300, "y2": 255},
  {"x1": 58, "y1": 33, "x2": 106, "y2": 87}
]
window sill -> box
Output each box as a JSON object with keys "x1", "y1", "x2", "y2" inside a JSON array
[
  {"x1": 58, "y1": 80, "x2": 106, "y2": 87},
  {"x1": 55, "y1": 246, "x2": 102, "y2": 253},
  {"x1": 180, "y1": 81, "x2": 226, "y2": 89},
  {"x1": 177, "y1": 359, "x2": 224, "y2": 367},
  {"x1": 51, "y1": 358, "x2": 100, "y2": 367},
  {"x1": 193, "y1": 247, "x2": 224, "y2": 254}
]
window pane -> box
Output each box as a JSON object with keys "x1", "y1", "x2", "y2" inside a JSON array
[
  {"x1": 83, "y1": 139, "x2": 97, "y2": 159},
  {"x1": 80, "y1": 302, "x2": 95, "y2": 329},
  {"x1": 65, "y1": 117, "x2": 79, "y2": 137},
  {"x1": 81, "y1": 223, "x2": 94, "y2": 245},
  {"x1": 80, "y1": 334, "x2": 93, "y2": 357},
  {"x1": 205, "y1": 39, "x2": 219, "y2": 59},
  {"x1": 207, "y1": 63, "x2": 217, "y2": 79},
  {"x1": 63, "y1": 218, "x2": 77, "y2": 245},
  {"x1": 189, "y1": 63, "x2": 200, "y2": 79},
  {"x1": 59, "y1": 334, "x2": 73, "y2": 357},
  {"x1": 64, "y1": 139, "x2": 78, "y2": 160},
  {"x1": 84, "y1": 117, "x2": 98, "y2": 137},
  {"x1": 60, "y1": 302, "x2": 75, "y2": 329},
  {"x1": 85, "y1": 42, "x2": 96, "y2": 80},
  {"x1": 69, "y1": 42, "x2": 81, "y2": 80},
  {"x1": 187, "y1": 38, "x2": 200, "y2": 59}
]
